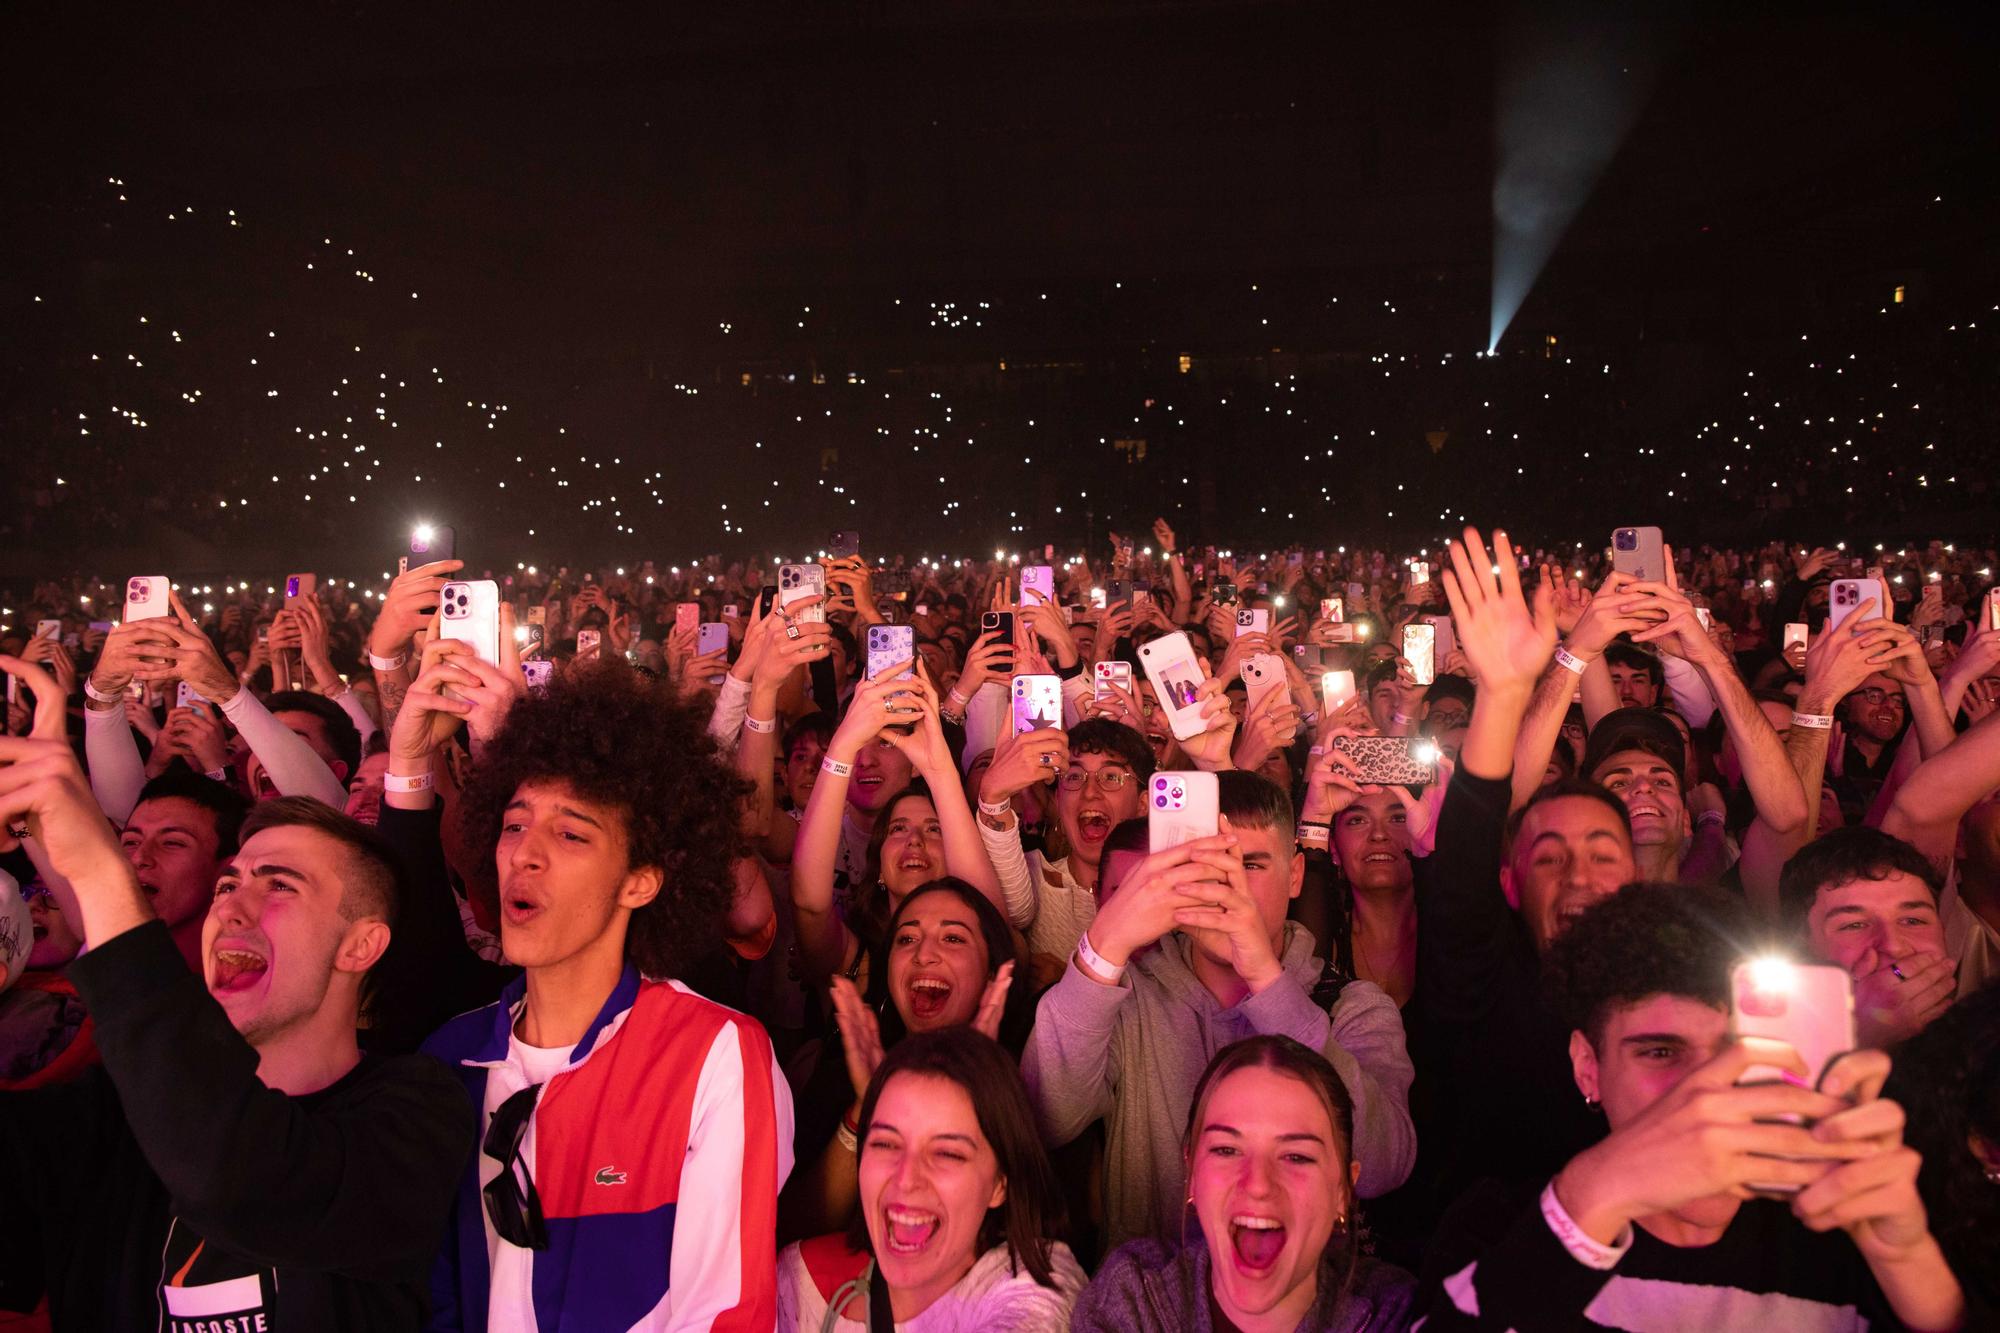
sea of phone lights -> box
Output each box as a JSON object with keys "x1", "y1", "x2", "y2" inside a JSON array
[{"x1": 8, "y1": 176, "x2": 1997, "y2": 616}]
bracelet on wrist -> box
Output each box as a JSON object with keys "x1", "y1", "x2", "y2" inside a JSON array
[
  {"x1": 1791, "y1": 711, "x2": 1834, "y2": 730},
  {"x1": 1075, "y1": 931, "x2": 1126, "y2": 984},
  {"x1": 820, "y1": 756, "x2": 854, "y2": 778},
  {"x1": 834, "y1": 1119, "x2": 859, "y2": 1155},
  {"x1": 742, "y1": 714, "x2": 777, "y2": 734},
  {"x1": 83, "y1": 678, "x2": 124, "y2": 705},
  {"x1": 1694, "y1": 810, "x2": 1726, "y2": 829},
  {"x1": 367, "y1": 649, "x2": 409, "y2": 672},
  {"x1": 384, "y1": 771, "x2": 433, "y2": 793},
  {"x1": 1554, "y1": 645, "x2": 1588, "y2": 675}
]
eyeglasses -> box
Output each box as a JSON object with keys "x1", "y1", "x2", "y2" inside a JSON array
[
  {"x1": 482, "y1": 1084, "x2": 548, "y2": 1250},
  {"x1": 1058, "y1": 767, "x2": 1133, "y2": 791},
  {"x1": 1849, "y1": 687, "x2": 1907, "y2": 709}
]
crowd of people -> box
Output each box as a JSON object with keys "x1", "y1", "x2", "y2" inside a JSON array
[{"x1": 1, "y1": 517, "x2": 1997, "y2": 1331}]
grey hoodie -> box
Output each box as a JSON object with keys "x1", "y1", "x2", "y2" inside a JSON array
[{"x1": 1021, "y1": 923, "x2": 1416, "y2": 1251}]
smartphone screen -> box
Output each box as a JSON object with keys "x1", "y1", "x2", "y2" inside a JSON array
[
  {"x1": 1321, "y1": 597, "x2": 1344, "y2": 623},
  {"x1": 1403, "y1": 624, "x2": 1436, "y2": 685}
]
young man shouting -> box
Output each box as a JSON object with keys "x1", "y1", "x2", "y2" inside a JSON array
[
  {"x1": 0, "y1": 661, "x2": 473, "y2": 1331},
  {"x1": 411, "y1": 657, "x2": 794, "y2": 1331}
]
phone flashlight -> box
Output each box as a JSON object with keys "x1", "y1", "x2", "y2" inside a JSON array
[
  {"x1": 1357, "y1": 623, "x2": 1372, "y2": 638},
  {"x1": 514, "y1": 626, "x2": 531, "y2": 642},
  {"x1": 413, "y1": 524, "x2": 434, "y2": 543},
  {"x1": 1746, "y1": 955, "x2": 1797, "y2": 995},
  {"x1": 1412, "y1": 740, "x2": 1440, "y2": 764},
  {"x1": 1273, "y1": 595, "x2": 1287, "y2": 609}
]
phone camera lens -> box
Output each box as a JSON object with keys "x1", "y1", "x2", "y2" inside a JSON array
[{"x1": 1155, "y1": 795, "x2": 1167, "y2": 808}]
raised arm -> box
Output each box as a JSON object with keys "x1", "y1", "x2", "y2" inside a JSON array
[
  {"x1": 884, "y1": 667, "x2": 1002, "y2": 903},
  {"x1": 1511, "y1": 568, "x2": 1646, "y2": 811},
  {"x1": 794, "y1": 675, "x2": 906, "y2": 982}
]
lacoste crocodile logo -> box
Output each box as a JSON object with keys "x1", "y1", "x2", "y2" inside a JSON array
[{"x1": 593, "y1": 1166, "x2": 628, "y2": 1186}]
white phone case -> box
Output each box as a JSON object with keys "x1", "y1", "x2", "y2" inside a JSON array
[
  {"x1": 1827, "y1": 578, "x2": 1874, "y2": 635},
  {"x1": 1149, "y1": 771, "x2": 1219, "y2": 853},
  {"x1": 1139, "y1": 631, "x2": 1211, "y2": 742},
  {"x1": 1242, "y1": 652, "x2": 1287, "y2": 716},
  {"x1": 124, "y1": 575, "x2": 171, "y2": 623},
  {"x1": 867, "y1": 625, "x2": 916, "y2": 680},
  {"x1": 1020, "y1": 565, "x2": 1056, "y2": 607},
  {"x1": 1234, "y1": 607, "x2": 1269, "y2": 637},
  {"x1": 1093, "y1": 660, "x2": 1133, "y2": 703},
  {"x1": 439, "y1": 580, "x2": 501, "y2": 665}
]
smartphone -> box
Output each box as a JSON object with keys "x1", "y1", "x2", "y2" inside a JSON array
[
  {"x1": 124, "y1": 575, "x2": 171, "y2": 623},
  {"x1": 981, "y1": 610, "x2": 1015, "y2": 644},
  {"x1": 1827, "y1": 578, "x2": 1874, "y2": 635},
  {"x1": 914, "y1": 602, "x2": 930, "y2": 617},
  {"x1": 1423, "y1": 614, "x2": 1455, "y2": 665},
  {"x1": 1148, "y1": 771, "x2": 1220, "y2": 854},
  {"x1": 1695, "y1": 607, "x2": 1713, "y2": 630},
  {"x1": 523, "y1": 660, "x2": 555, "y2": 692},
  {"x1": 721, "y1": 605, "x2": 740, "y2": 621},
  {"x1": 1107, "y1": 578, "x2": 1131, "y2": 606},
  {"x1": 1409, "y1": 562, "x2": 1430, "y2": 586},
  {"x1": 1732, "y1": 958, "x2": 1857, "y2": 1194},
  {"x1": 576, "y1": 627, "x2": 602, "y2": 657},
  {"x1": 526, "y1": 605, "x2": 546, "y2": 628},
  {"x1": 1235, "y1": 607, "x2": 1269, "y2": 638},
  {"x1": 176, "y1": 681, "x2": 208, "y2": 718},
  {"x1": 697, "y1": 622, "x2": 730, "y2": 658},
  {"x1": 34, "y1": 619, "x2": 60, "y2": 642},
  {"x1": 1611, "y1": 526, "x2": 1666, "y2": 582},
  {"x1": 1330, "y1": 734, "x2": 1441, "y2": 786},
  {"x1": 1138, "y1": 631, "x2": 1212, "y2": 742},
  {"x1": 439, "y1": 580, "x2": 501, "y2": 665},
  {"x1": 1403, "y1": 624, "x2": 1437, "y2": 686},
  {"x1": 284, "y1": 573, "x2": 316, "y2": 606},
  {"x1": 778, "y1": 563, "x2": 828, "y2": 624},
  {"x1": 756, "y1": 584, "x2": 780, "y2": 618},
  {"x1": 1320, "y1": 669, "x2": 1357, "y2": 714},
  {"x1": 1021, "y1": 564, "x2": 1056, "y2": 608},
  {"x1": 1212, "y1": 580, "x2": 1240, "y2": 608},
  {"x1": 1011, "y1": 673, "x2": 1063, "y2": 736},
  {"x1": 1292, "y1": 644, "x2": 1330, "y2": 671},
  {"x1": 828, "y1": 530, "x2": 862, "y2": 561},
  {"x1": 1242, "y1": 651, "x2": 1288, "y2": 712},
  {"x1": 1987, "y1": 588, "x2": 2000, "y2": 633},
  {"x1": 1093, "y1": 659, "x2": 1133, "y2": 704},
  {"x1": 401, "y1": 523, "x2": 456, "y2": 575},
  {"x1": 675, "y1": 603, "x2": 701, "y2": 635},
  {"x1": 1320, "y1": 624, "x2": 1360, "y2": 644},
  {"x1": 866, "y1": 625, "x2": 916, "y2": 681},
  {"x1": 1321, "y1": 597, "x2": 1345, "y2": 623},
  {"x1": 1089, "y1": 587, "x2": 1108, "y2": 612},
  {"x1": 515, "y1": 622, "x2": 546, "y2": 657}
]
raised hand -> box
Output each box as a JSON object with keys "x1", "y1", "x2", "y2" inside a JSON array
[
  {"x1": 371, "y1": 558, "x2": 464, "y2": 661},
  {"x1": 971, "y1": 960, "x2": 1016, "y2": 1040},
  {"x1": 1441, "y1": 526, "x2": 1554, "y2": 696},
  {"x1": 830, "y1": 975, "x2": 887, "y2": 1101}
]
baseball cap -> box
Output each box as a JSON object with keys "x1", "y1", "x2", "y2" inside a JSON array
[{"x1": 1581, "y1": 707, "x2": 1687, "y2": 789}]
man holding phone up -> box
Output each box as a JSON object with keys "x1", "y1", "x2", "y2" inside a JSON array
[
  {"x1": 1022, "y1": 771, "x2": 1416, "y2": 1251},
  {"x1": 1422, "y1": 882, "x2": 1972, "y2": 1331}
]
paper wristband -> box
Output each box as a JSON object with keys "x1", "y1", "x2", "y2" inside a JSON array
[
  {"x1": 1075, "y1": 931, "x2": 1126, "y2": 984},
  {"x1": 742, "y1": 714, "x2": 777, "y2": 734},
  {"x1": 821, "y1": 756, "x2": 854, "y2": 778},
  {"x1": 1540, "y1": 1181, "x2": 1630, "y2": 1271},
  {"x1": 1791, "y1": 711, "x2": 1834, "y2": 730},
  {"x1": 367, "y1": 649, "x2": 409, "y2": 672},
  {"x1": 1554, "y1": 646, "x2": 1588, "y2": 675},
  {"x1": 83, "y1": 678, "x2": 124, "y2": 705},
  {"x1": 384, "y1": 772, "x2": 433, "y2": 793}
]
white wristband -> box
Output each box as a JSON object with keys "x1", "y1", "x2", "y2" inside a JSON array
[
  {"x1": 1791, "y1": 711, "x2": 1834, "y2": 730},
  {"x1": 1540, "y1": 1180, "x2": 1631, "y2": 1271},
  {"x1": 1554, "y1": 645, "x2": 1588, "y2": 675},
  {"x1": 367, "y1": 649, "x2": 409, "y2": 672},
  {"x1": 821, "y1": 756, "x2": 853, "y2": 778},
  {"x1": 384, "y1": 771, "x2": 433, "y2": 793},
  {"x1": 1391, "y1": 711, "x2": 1416, "y2": 726},
  {"x1": 203, "y1": 767, "x2": 231, "y2": 783},
  {"x1": 743, "y1": 714, "x2": 777, "y2": 734},
  {"x1": 1075, "y1": 930, "x2": 1126, "y2": 984},
  {"x1": 84, "y1": 678, "x2": 124, "y2": 705}
]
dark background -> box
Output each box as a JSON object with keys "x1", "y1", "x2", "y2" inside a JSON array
[{"x1": 3, "y1": 1, "x2": 1996, "y2": 574}]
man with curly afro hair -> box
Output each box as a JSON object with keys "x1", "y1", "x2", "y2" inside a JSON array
[
  {"x1": 419, "y1": 660, "x2": 795, "y2": 1331},
  {"x1": 1420, "y1": 881, "x2": 1971, "y2": 1331}
]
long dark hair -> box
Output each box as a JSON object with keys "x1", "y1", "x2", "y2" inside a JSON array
[
  {"x1": 875, "y1": 878, "x2": 1033, "y2": 1055},
  {"x1": 849, "y1": 1028, "x2": 1068, "y2": 1289},
  {"x1": 849, "y1": 781, "x2": 936, "y2": 953},
  {"x1": 1182, "y1": 1035, "x2": 1359, "y2": 1306}
]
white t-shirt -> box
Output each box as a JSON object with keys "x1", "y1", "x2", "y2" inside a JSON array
[
  {"x1": 480, "y1": 1031, "x2": 573, "y2": 1333},
  {"x1": 776, "y1": 1241, "x2": 1084, "y2": 1333}
]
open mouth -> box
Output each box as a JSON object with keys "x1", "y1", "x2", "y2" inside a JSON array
[
  {"x1": 882, "y1": 1205, "x2": 940, "y2": 1255},
  {"x1": 1228, "y1": 1214, "x2": 1287, "y2": 1273},
  {"x1": 905, "y1": 975, "x2": 954, "y2": 1022},
  {"x1": 898, "y1": 851, "x2": 933, "y2": 873},
  {"x1": 210, "y1": 946, "x2": 270, "y2": 993},
  {"x1": 1363, "y1": 851, "x2": 1397, "y2": 864},
  {"x1": 501, "y1": 887, "x2": 545, "y2": 928},
  {"x1": 1627, "y1": 803, "x2": 1665, "y2": 820},
  {"x1": 1075, "y1": 808, "x2": 1112, "y2": 843}
]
